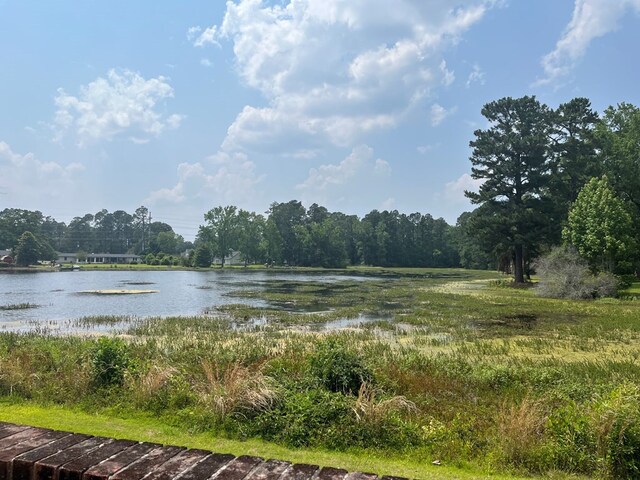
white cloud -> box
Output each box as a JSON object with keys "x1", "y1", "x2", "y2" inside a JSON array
[
  {"x1": 295, "y1": 144, "x2": 392, "y2": 207},
  {"x1": 466, "y1": 64, "x2": 486, "y2": 87},
  {"x1": 443, "y1": 173, "x2": 483, "y2": 205},
  {"x1": 381, "y1": 197, "x2": 396, "y2": 211},
  {"x1": 296, "y1": 145, "x2": 373, "y2": 192},
  {"x1": 536, "y1": 0, "x2": 640, "y2": 86},
  {"x1": 53, "y1": 69, "x2": 183, "y2": 146},
  {"x1": 374, "y1": 158, "x2": 391, "y2": 176},
  {"x1": 417, "y1": 144, "x2": 439, "y2": 154},
  {"x1": 188, "y1": 25, "x2": 219, "y2": 47},
  {"x1": 146, "y1": 151, "x2": 263, "y2": 206},
  {"x1": 430, "y1": 103, "x2": 456, "y2": 126},
  {"x1": 199, "y1": 0, "x2": 497, "y2": 154},
  {"x1": 0, "y1": 141, "x2": 84, "y2": 201},
  {"x1": 439, "y1": 60, "x2": 455, "y2": 86}
]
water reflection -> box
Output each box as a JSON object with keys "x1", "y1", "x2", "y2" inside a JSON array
[{"x1": 0, "y1": 269, "x2": 379, "y2": 333}]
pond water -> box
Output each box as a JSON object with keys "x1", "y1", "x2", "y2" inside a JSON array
[{"x1": 0, "y1": 269, "x2": 375, "y2": 332}]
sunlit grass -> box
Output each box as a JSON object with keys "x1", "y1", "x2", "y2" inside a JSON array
[{"x1": 1, "y1": 268, "x2": 639, "y2": 478}]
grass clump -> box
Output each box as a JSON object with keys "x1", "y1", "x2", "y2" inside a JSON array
[
  {"x1": 308, "y1": 336, "x2": 373, "y2": 395},
  {"x1": 90, "y1": 337, "x2": 131, "y2": 389}
]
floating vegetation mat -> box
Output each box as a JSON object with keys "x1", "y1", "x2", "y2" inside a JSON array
[
  {"x1": 78, "y1": 289, "x2": 159, "y2": 295},
  {"x1": 0, "y1": 303, "x2": 39, "y2": 310}
]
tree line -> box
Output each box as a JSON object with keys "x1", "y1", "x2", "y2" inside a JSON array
[
  {"x1": 0, "y1": 206, "x2": 191, "y2": 262},
  {"x1": 3, "y1": 96, "x2": 639, "y2": 275},
  {"x1": 0, "y1": 202, "x2": 461, "y2": 269},
  {"x1": 193, "y1": 202, "x2": 460, "y2": 268}
]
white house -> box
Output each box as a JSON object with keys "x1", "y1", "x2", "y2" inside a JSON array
[
  {"x1": 57, "y1": 253, "x2": 141, "y2": 264},
  {"x1": 212, "y1": 250, "x2": 244, "y2": 266}
]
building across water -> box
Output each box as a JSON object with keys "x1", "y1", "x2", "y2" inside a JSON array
[{"x1": 57, "y1": 253, "x2": 141, "y2": 264}]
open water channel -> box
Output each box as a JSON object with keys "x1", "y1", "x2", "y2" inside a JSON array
[{"x1": 0, "y1": 269, "x2": 376, "y2": 332}]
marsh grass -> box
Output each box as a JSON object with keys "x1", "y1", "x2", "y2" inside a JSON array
[
  {"x1": 1, "y1": 268, "x2": 640, "y2": 477},
  {"x1": 0, "y1": 303, "x2": 39, "y2": 310}
]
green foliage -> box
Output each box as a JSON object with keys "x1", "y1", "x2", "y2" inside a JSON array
[
  {"x1": 14, "y1": 231, "x2": 41, "y2": 266},
  {"x1": 308, "y1": 337, "x2": 373, "y2": 395},
  {"x1": 466, "y1": 96, "x2": 553, "y2": 283},
  {"x1": 545, "y1": 402, "x2": 597, "y2": 474},
  {"x1": 90, "y1": 337, "x2": 131, "y2": 389},
  {"x1": 593, "y1": 385, "x2": 640, "y2": 479},
  {"x1": 192, "y1": 243, "x2": 212, "y2": 268},
  {"x1": 201, "y1": 205, "x2": 240, "y2": 267},
  {"x1": 563, "y1": 176, "x2": 637, "y2": 273},
  {"x1": 249, "y1": 389, "x2": 353, "y2": 447}
]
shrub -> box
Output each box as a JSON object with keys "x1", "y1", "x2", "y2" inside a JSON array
[
  {"x1": 593, "y1": 385, "x2": 640, "y2": 479},
  {"x1": 90, "y1": 337, "x2": 131, "y2": 389},
  {"x1": 308, "y1": 337, "x2": 373, "y2": 395},
  {"x1": 545, "y1": 401, "x2": 597, "y2": 474},
  {"x1": 536, "y1": 247, "x2": 619, "y2": 299},
  {"x1": 249, "y1": 389, "x2": 354, "y2": 447}
]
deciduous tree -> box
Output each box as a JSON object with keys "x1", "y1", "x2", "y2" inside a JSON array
[{"x1": 563, "y1": 176, "x2": 637, "y2": 273}]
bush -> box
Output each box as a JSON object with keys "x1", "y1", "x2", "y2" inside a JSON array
[
  {"x1": 249, "y1": 389, "x2": 353, "y2": 447},
  {"x1": 308, "y1": 337, "x2": 373, "y2": 395},
  {"x1": 536, "y1": 247, "x2": 619, "y2": 299},
  {"x1": 593, "y1": 385, "x2": 640, "y2": 479},
  {"x1": 545, "y1": 401, "x2": 597, "y2": 474},
  {"x1": 90, "y1": 337, "x2": 131, "y2": 389}
]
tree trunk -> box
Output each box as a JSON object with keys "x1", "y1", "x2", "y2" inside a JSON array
[{"x1": 514, "y1": 244, "x2": 525, "y2": 283}]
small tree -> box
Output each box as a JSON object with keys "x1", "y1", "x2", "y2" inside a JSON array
[
  {"x1": 563, "y1": 176, "x2": 637, "y2": 273},
  {"x1": 192, "y1": 243, "x2": 212, "y2": 268},
  {"x1": 14, "y1": 231, "x2": 40, "y2": 266}
]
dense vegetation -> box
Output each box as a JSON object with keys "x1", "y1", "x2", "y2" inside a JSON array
[
  {"x1": 2, "y1": 269, "x2": 640, "y2": 478},
  {"x1": 466, "y1": 97, "x2": 640, "y2": 282}
]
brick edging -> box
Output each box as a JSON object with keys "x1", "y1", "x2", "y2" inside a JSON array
[{"x1": 0, "y1": 422, "x2": 409, "y2": 480}]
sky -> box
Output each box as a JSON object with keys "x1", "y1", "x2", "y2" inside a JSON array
[{"x1": 1, "y1": 0, "x2": 640, "y2": 241}]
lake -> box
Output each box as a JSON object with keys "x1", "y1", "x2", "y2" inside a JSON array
[{"x1": 0, "y1": 269, "x2": 374, "y2": 332}]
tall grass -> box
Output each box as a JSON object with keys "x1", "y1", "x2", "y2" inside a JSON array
[{"x1": 1, "y1": 269, "x2": 640, "y2": 477}]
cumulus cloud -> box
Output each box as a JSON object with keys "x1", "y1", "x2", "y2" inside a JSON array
[
  {"x1": 466, "y1": 64, "x2": 486, "y2": 87},
  {"x1": 197, "y1": 0, "x2": 497, "y2": 154},
  {"x1": 295, "y1": 145, "x2": 391, "y2": 207},
  {"x1": 53, "y1": 69, "x2": 184, "y2": 146},
  {"x1": 0, "y1": 141, "x2": 84, "y2": 200},
  {"x1": 381, "y1": 197, "x2": 396, "y2": 211},
  {"x1": 443, "y1": 173, "x2": 484, "y2": 205},
  {"x1": 430, "y1": 103, "x2": 456, "y2": 126},
  {"x1": 536, "y1": 0, "x2": 640, "y2": 86},
  {"x1": 146, "y1": 151, "x2": 263, "y2": 206}
]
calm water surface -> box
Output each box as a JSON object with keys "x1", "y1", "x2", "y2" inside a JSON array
[{"x1": 0, "y1": 270, "x2": 372, "y2": 331}]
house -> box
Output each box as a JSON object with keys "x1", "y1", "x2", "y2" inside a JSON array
[
  {"x1": 57, "y1": 253, "x2": 141, "y2": 264},
  {"x1": 0, "y1": 250, "x2": 13, "y2": 264},
  {"x1": 212, "y1": 250, "x2": 244, "y2": 266}
]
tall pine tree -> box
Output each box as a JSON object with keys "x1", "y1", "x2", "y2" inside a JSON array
[{"x1": 466, "y1": 96, "x2": 552, "y2": 283}]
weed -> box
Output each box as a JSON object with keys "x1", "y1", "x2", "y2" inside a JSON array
[
  {"x1": 90, "y1": 337, "x2": 131, "y2": 389},
  {"x1": 308, "y1": 336, "x2": 373, "y2": 395}
]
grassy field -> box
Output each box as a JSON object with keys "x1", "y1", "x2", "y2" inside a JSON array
[{"x1": 0, "y1": 267, "x2": 639, "y2": 479}]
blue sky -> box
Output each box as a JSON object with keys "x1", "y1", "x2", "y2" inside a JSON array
[{"x1": 1, "y1": 0, "x2": 640, "y2": 240}]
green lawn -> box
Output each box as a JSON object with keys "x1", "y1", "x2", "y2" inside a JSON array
[{"x1": 0, "y1": 401, "x2": 534, "y2": 480}]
